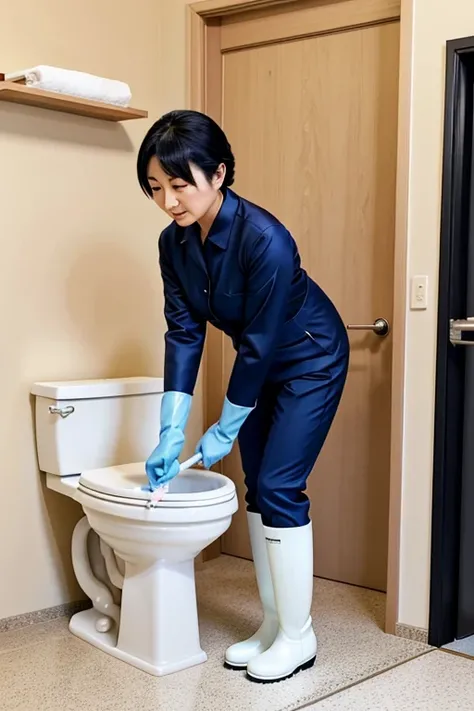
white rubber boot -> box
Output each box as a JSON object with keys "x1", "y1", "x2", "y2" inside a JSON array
[
  {"x1": 224, "y1": 512, "x2": 278, "y2": 669},
  {"x1": 246, "y1": 521, "x2": 317, "y2": 683}
]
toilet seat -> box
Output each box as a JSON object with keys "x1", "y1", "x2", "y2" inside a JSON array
[{"x1": 78, "y1": 462, "x2": 236, "y2": 509}]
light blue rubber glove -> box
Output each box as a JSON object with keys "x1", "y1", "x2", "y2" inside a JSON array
[
  {"x1": 143, "y1": 391, "x2": 192, "y2": 491},
  {"x1": 195, "y1": 397, "x2": 253, "y2": 469}
]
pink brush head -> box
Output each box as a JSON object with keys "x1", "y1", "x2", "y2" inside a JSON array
[{"x1": 150, "y1": 487, "x2": 166, "y2": 503}]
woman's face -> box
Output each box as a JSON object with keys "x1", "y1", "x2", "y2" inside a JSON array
[{"x1": 147, "y1": 156, "x2": 225, "y2": 228}]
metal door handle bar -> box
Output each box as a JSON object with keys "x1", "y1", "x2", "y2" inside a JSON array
[
  {"x1": 346, "y1": 317, "x2": 390, "y2": 337},
  {"x1": 450, "y1": 318, "x2": 474, "y2": 345}
]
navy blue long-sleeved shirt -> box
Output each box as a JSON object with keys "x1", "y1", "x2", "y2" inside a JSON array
[{"x1": 159, "y1": 188, "x2": 346, "y2": 408}]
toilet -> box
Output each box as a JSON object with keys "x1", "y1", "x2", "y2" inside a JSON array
[{"x1": 30, "y1": 376, "x2": 238, "y2": 677}]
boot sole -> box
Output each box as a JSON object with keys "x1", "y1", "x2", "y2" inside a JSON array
[
  {"x1": 246, "y1": 654, "x2": 316, "y2": 684},
  {"x1": 223, "y1": 661, "x2": 247, "y2": 671}
]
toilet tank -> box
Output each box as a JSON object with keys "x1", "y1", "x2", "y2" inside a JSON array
[{"x1": 30, "y1": 377, "x2": 164, "y2": 476}]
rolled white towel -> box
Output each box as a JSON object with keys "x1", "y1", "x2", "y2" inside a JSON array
[{"x1": 6, "y1": 65, "x2": 132, "y2": 107}]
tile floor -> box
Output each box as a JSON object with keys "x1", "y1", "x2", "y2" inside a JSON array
[
  {"x1": 0, "y1": 555, "x2": 469, "y2": 711},
  {"x1": 305, "y1": 651, "x2": 474, "y2": 710}
]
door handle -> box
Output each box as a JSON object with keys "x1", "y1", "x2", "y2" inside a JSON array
[
  {"x1": 346, "y1": 317, "x2": 390, "y2": 337},
  {"x1": 450, "y1": 317, "x2": 474, "y2": 345}
]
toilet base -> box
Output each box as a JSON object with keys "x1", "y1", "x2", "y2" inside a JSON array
[{"x1": 70, "y1": 608, "x2": 208, "y2": 676}]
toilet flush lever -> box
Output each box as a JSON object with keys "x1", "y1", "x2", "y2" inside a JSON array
[{"x1": 49, "y1": 405, "x2": 75, "y2": 418}]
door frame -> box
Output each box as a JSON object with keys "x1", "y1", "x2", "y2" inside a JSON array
[
  {"x1": 428, "y1": 36, "x2": 474, "y2": 648},
  {"x1": 187, "y1": 0, "x2": 414, "y2": 636}
]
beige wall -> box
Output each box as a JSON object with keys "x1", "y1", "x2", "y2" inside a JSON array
[{"x1": 0, "y1": 0, "x2": 202, "y2": 619}]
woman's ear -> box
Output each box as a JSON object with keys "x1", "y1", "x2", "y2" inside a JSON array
[{"x1": 213, "y1": 163, "x2": 227, "y2": 190}]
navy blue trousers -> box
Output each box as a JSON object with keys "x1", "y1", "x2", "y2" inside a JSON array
[{"x1": 237, "y1": 346, "x2": 349, "y2": 528}]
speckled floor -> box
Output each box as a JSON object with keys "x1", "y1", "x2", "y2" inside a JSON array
[
  {"x1": 305, "y1": 651, "x2": 474, "y2": 710},
  {"x1": 0, "y1": 555, "x2": 435, "y2": 711}
]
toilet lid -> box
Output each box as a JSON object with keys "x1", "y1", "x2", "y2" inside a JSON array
[{"x1": 78, "y1": 462, "x2": 236, "y2": 507}]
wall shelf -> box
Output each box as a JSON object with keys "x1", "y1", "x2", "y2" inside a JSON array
[{"x1": 0, "y1": 80, "x2": 148, "y2": 122}]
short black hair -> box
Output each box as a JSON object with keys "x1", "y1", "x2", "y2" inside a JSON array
[{"x1": 137, "y1": 109, "x2": 235, "y2": 197}]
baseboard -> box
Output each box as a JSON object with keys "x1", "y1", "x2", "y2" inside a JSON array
[
  {"x1": 0, "y1": 599, "x2": 91, "y2": 634},
  {"x1": 395, "y1": 622, "x2": 429, "y2": 645}
]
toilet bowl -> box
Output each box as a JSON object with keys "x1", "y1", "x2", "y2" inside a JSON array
[{"x1": 31, "y1": 377, "x2": 238, "y2": 677}]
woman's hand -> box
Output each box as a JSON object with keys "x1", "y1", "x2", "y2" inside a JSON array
[
  {"x1": 143, "y1": 391, "x2": 192, "y2": 491},
  {"x1": 145, "y1": 431, "x2": 184, "y2": 488},
  {"x1": 195, "y1": 397, "x2": 253, "y2": 469},
  {"x1": 195, "y1": 422, "x2": 234, "y2": 470}
]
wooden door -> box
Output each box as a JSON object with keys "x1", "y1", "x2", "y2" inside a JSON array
[{"x1": 205, "y1": 0, "x2": 400, "y2": 592}]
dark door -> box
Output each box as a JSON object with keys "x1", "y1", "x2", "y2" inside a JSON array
[
  {"x1": 454, "y1": 157, "x2": 474, "y2": 637},
  {"x1": 429, "y1": 39, "x2": 474, "y2": 646}
]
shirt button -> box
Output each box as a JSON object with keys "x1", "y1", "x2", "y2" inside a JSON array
[{"x1": 204, "y1": 289, "x2": 208, "y2": 293}]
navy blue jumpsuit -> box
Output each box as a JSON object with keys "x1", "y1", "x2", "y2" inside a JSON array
[{"x1": 159, "y1": 188, "x2": 349, "y2": 528}]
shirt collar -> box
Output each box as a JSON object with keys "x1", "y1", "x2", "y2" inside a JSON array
[
  {"x1": 206, "y1": 188, "x2": 239, "y2": 250},
  {"x1": 182, "y1": 188, "x2": 239, "y2": 250}
]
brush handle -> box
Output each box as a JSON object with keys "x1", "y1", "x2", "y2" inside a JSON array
[{"x1": 179, "y1": 453, "x2": 203, "y2": 472}]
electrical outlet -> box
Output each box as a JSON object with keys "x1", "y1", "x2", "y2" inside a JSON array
[{"x1": 410, "y1": 275, "x2": 428, "y2": 310}]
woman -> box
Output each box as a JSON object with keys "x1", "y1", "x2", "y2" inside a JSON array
[{"x1": 137, "y1": 110, "x2": 349, "y2": 684}]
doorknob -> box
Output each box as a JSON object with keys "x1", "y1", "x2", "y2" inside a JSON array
[
  {"x1": 346, "y1": 317, "x2": 390, "y2": 337},
  {"x1": 450, "y1": 317, "x2": 474, "y2": 345}
]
